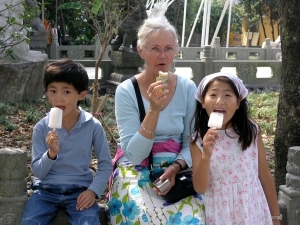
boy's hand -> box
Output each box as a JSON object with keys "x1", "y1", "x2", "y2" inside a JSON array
[
  {"x1": 46, "y1": 131, "x2": 59, "y2": 159},
  {"x1": 76, "y1": 189, "x2": 96, "y2": 211}
]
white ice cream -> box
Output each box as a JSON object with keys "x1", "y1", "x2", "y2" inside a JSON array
[
  {"x1": 48, "y1": 107, "x2": 63, "y2": 130},
  {"x1": 208, "y1": 112, "x2": 224, "y2": 129}
]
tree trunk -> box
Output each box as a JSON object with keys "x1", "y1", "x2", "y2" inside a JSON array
[
  {"x1": 259, "y1": 14, "x2": 267, "y2": 39},
  {"x1": 274, "y1": 0, "x2": 300, "y2": 191}
]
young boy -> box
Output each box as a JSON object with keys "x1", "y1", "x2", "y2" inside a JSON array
[{"x1": 21, "y1": 59, "x2": 113, "y2": 225}]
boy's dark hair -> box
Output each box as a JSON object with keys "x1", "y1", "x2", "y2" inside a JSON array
[
  {"x1": 191, "y1": 76, "x2": 258, "y2": 151},
  {"x1": 44, "y1": 59, "x2": 89, "y2": 106}
]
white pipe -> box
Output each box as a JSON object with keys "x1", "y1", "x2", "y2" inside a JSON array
[
  {"x1": 181, "y1": 0, "x2": 187, "y2": 47},
  {"x1": 186, "y1": 0, "x2": 204, "y2": 47},
  {"x1": 226, "y1": 0, "x2": 233, "y2": 48},
  {"x1": 201, "y1": 0, "x2": 208, "y2": 47},
  {"x1": 205, "y1": 0, "x2": 212, "y2": 45},
  {"x1": 210, "y1": 0, "x2": 230, "y2": 46},
  {"x1": 167, "y1": 0, "x2": 175, "y2": 7}
]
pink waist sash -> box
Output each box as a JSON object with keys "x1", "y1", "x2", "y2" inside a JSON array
[{"x1": 112, "y1": 138, "x2": 181, "y2": 169}]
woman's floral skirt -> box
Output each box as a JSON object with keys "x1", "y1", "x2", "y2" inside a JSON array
[{"x1": 106, "y1": 158, "x2": 205, "y2": 225}]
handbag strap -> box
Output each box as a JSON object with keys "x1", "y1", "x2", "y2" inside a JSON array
[
  {"x1": 130, "y1": 76, "x2": 145, "y2": 122},
  {"x1": 130, "y1": 76, "x2": 153, "y2": 169}
]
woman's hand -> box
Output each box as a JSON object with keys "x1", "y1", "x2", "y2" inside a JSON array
[
  {"x1": 147, "y1": 80, "x2": 168, "y2": 111},
  {"x1": 202, "y1": 128, "x2": 218, "y2": 158},
  {"x1": 153, "y1": 164, "x2": 178, "y2": 195}
]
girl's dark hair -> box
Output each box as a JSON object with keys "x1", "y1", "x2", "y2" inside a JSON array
[
  {"x1": 191, "y1": 76, "x2": 257, "y2": 151},
  {"x1": 44, "y1": 59, "x2": 89, "y2": 106}
]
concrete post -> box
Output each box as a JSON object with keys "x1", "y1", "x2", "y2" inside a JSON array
[
  {"x1": 212, "y1": 37, "x2": 221, "y2": 60},
  {"x1": 94, "y1": 35, "x2": 101, "y2": 60},
  {"x1": 0, "y1": 148, "x2": 28, "y2": 225},
  {"x1": 201, "y1": 45, "x2": 213, "y2": 76},
  {"x1": 278, "y1": 146, "x2": 300, "y2": 225},
  {"x1": 50, "y1": 34, "x2": 59, "y2": 59},
  {"x1": 264, "y1": 38, "x2": 272, "y2": 60}
]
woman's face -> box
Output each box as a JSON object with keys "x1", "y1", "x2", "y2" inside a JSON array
[{"x1": 139, "y1": 30, "x2": 177, "y2": 75}]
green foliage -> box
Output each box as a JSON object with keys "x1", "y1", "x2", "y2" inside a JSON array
[
  {"x1": 58, "y1": 2, "x2": 83, "y2": 10},
  {"x1": 248, "y1": 91, "x2": 279, "y2": 136},
  {"x1": 4, "y1": 122, "x2": 18, "y2": 132}
]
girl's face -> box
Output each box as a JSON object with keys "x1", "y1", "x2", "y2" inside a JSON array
[
  {"x1": 202, "y1": 79, "x2": 240, "y2": 129},
  {"x1": 139, "y1": 30, "x2": 176, "y2": 75}
]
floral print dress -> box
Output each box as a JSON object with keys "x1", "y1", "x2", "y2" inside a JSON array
[
  {"x1": 195, "y1": 127, "x2": 272, "y2": 225},
  {"x1": 106, "y1": 156, "x2": 205, "y2": 225}
]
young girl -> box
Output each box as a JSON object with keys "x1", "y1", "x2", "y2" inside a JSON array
[{"x1": 190, "y1": 72, "x2": 281, "y2": 225}]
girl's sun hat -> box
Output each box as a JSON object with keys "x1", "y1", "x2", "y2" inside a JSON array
[{"x1": 195, "y1": 72, "x2": 248, "y2": 103}]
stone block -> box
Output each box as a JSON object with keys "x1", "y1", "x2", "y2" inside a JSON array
[
  {"x1": 0, "y1": 148, "x2": 27, "y2": 225},
  {"x1": 0, "y1": 55, "x2": 48, "y2": 103},
  {"x1": 279, "y1": 185, "x2": 300, "y2": 225}
]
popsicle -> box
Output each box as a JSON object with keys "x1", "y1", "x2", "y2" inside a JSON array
[
  {"x1": 48, "y1": 107, "x2": 63, "y2": 131},
  {"x1": 208, "y1": 112, "x2": 224, "y2": 129}
]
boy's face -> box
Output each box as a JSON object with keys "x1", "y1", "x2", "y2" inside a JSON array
[{"x1": 46, "y1": 82, "x2": 87, "y2": 116}]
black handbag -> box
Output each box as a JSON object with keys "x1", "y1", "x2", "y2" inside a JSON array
[
  {"x1": 131, "y1": 76, "x2": 196, "y2": 204},
  {"x1": 149, "y1": 168, "x2": 196, "y2": 203}
]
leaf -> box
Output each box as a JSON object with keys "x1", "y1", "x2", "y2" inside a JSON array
[
  {"x1": 58, "y1": 2, "x2": 83, "y2": 10},
  {"x1": 91, "y1": 0, "x2": 103, "y2": 15}
]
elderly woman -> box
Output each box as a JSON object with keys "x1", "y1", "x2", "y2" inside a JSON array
[{"x1": 106, "y1": 13, "x2": 205, "y2": 225}]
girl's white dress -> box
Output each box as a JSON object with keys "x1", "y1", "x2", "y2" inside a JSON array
[{"x1": 195, "y1": 127, "x2": 273, "y2": 225}]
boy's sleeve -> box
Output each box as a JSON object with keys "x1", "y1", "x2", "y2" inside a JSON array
[
  {"x1": 88, "y1": 119, "x2": 113, "y2": 198},
  {"x1": 31, "y1": 119, "x2": 57, "y2": 178}
]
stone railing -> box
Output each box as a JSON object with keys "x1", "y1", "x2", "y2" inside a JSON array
[
  {"x1": 47, "y1": 34, "x2": 108, "y2": 61},
  {"x1": 46, "y1": 35, "x2": 281, "y2": 62},
  {"x1": 44, "y1": 34, "x2": 282, "y2": 94}
]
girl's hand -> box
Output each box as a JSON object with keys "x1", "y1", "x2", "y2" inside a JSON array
[
  {"x1": 147, "y1": 80, "x2": 168, "y2": 111},
  {"x1": 272, "y1": 220, "x2": 281, "y2": 225},
  {"x1": 46, "y1": 131, "x2": 59, "y2": 157},
  {"x1": 202, "y1": 128, "x2": 218, "y2": 158}
]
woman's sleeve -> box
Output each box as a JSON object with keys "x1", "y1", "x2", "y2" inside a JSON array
[
  {"x1": 175, "y1": 80, "x2": 197, "y2": 167},
  {"x1": 115, "y1": 82, "x2": 154, "y2": 165}
]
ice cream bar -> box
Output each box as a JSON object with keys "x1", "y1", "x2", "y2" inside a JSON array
[
  {"x1": 156, "y1": 71, "x2": 168, "y2": 93},
  {"x1": 48, "y1": 107, "x2": 63, "y2": 131},
  {"x1": 156, "y1": 71, "x2": 168, "y2": 84},
  {"x1": 208, "y1": 112, "x2": 224, "y2": 129}
]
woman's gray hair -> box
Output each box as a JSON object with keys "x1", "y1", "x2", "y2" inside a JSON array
[{"x1": 137, "y1": 16, "x2": 179, "y2": 48}]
